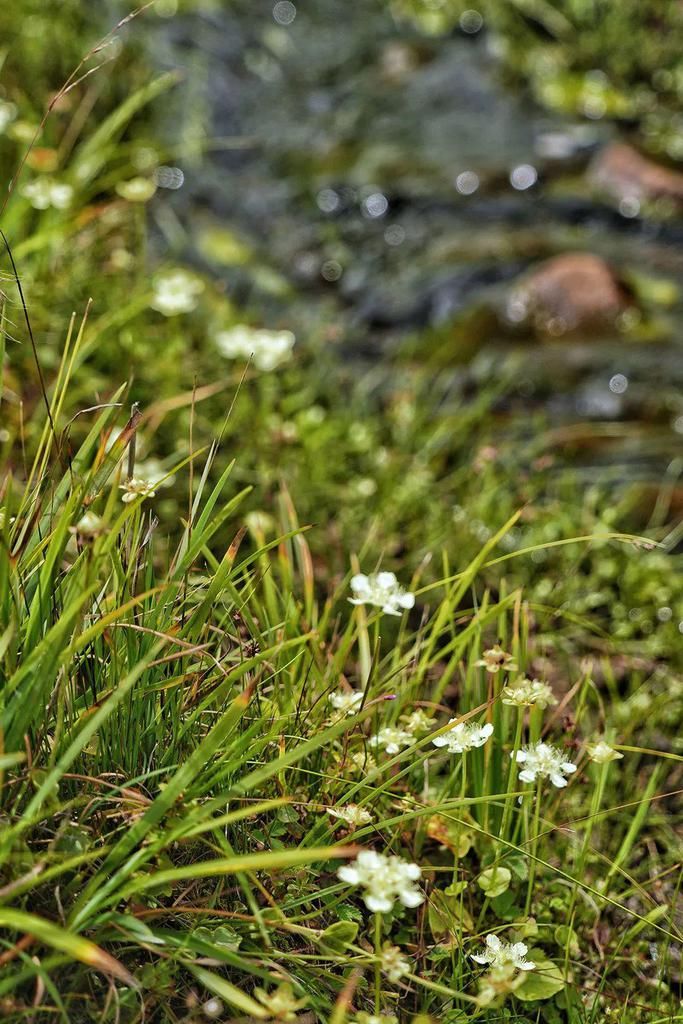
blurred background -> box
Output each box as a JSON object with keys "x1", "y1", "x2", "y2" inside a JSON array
[{"x1": 1, "y1": 0, "x2": 682, "y2": 650}]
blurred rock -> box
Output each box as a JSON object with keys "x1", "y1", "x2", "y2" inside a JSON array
[
  {"x1": 590, "y1": 142, "x2": 683, "y2": 207},
  {"x1": 506, "y1": 252, "x2": 626, "y2": 336}
]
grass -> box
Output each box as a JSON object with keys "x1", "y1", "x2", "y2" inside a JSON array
[{"x1": 0, "y1": 4, "x2": 681, "y2": 1023}]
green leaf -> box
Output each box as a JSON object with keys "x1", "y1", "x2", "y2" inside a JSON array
[
  {"x1": 554, "y1": 924, "x2": 579, "y2": 956},
  {"x1": 515, "y1": 951, "x2": 565, "y2": 1002},
  {"x1": 119, "y1": 846, "x2": 355, "y2": 900},
  {"x1": 318, "y1": 920, "x2": 359, "y2": 953},
  {"x1": 477, "y1": 866, "x2": 512, "y2": 898}
]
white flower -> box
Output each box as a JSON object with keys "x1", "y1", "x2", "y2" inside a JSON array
[
  {"x1": 471, "y1": 933, "x2": 535, "y2": 971},
  {"x1": 476, "y1": 645, "x2": 517, "y2": 674},
  {"x1": 513, "y1": 742, "x2": 577, "y2": 788},
  {"x1": 22, "y1": 178, "x2": 73, "y2": 210},
  {"x1": 215, "y1": 325, "x2": 295, "y2": 371},
  {"x1": 328, "y1": 690, "x2": 363, "y2": 717},
  {"x1": 502, "y1": 678, "x2": 557, "y2": 709},
  {"x1": 337, "y1": 850, "x2": 424, "y2": 913},
  {"x1": 402, "y1": 709, "x2": 435, "y2": 734},
  {"x1": 371, "y1": 726, "x2": 413, "y2": 755},
  {"x1": 349, "y1": 572, "x2": 415, "y2": 616},
  {"x1": 432, "y1": 719, "x2": 493, "y2": 754},
  {"x1": 329, "y1": 804, "x2": 373, "y2": 829},
  {"x1": 587, "y1": 739, "x2": 623, "y2": 764},
  {"x1": 120, "y1": 477, "x2": 156, "y2": 503},
  {"x1": 380, "y1": 943, "x2": 411, "y2": 982},
  {"x1": 151, "y1": 270, "x2": 204, "y2": 316}
]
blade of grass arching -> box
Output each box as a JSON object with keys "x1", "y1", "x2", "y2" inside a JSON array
[
  {"x1": 70, "y1": 681, "x2": 256, "y2": 927},
  {"x1": 0, "y1": 909, "x2": 136, "y2": 987},
  {"x1": 169, "y1": 798, "x2": 291, "y2": 843},
  {"x1": 81, "y1": 403, "x2": 142, "y2": 502},
  {"x1": 428, "y1": 590, "x2": 519, "y2": 673},
  {"x1": 187, "y1": 966, "x2": 269, "y2": 1019},
  {"x1": 450, "y1": 510, "x2": 522, "y2": 607},
  {"x1": 604, "y1": 764, "x2": 662, "y2": 888},
  {"x1": 73, "y1": 73, "x2": 180, "y2": 185},
  {"x1": 70, "y1": 585, "x2": 170, "y2": 656},
  {"x1": 117, "y1": 846, "x2": 357, "y2": 901},
  {"x1": 431, "y1": 805, "x2": 681, "y2": 942},
  {"x1": 178, "y1": 526, "x2": 248, "y2": 638},
  {"x1": 0, "y1": 308, "x2": 4, "y2": 409}
]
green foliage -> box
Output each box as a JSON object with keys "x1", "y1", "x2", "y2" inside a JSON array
[
  {"x1": 393, "y1": 0, "x2": 683, "y2": 155},
  {"x1": 0, "y1": 4, "x2": 680, "y2": 1023}
]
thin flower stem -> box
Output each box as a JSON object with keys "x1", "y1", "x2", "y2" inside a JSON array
[
  {"x1": 374, "y1": 912, "x2": 382, "y2": 1014},
  {"x1": 525, "y1": 779, "x2": 542, "y2": 914},
  {"x1": 499, "y1": 709, "x2": 524, "y2": 842},
  {"x1": 565, "y1": 761, "x2": 609, "y2": 934},
  {"x1": 453, "y1": 756, "x2": 467, "y2": 885}
]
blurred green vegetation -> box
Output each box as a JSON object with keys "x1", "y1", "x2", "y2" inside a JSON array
[{"x1": 394, "y1": 0, "x2": 683, "y2": 156}]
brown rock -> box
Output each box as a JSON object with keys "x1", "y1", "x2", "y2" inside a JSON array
[
  {"x1": 590, "y1": 142, "x2": 683, "y2": 205},
  {"x1": 506, "y1": 252, "x2": 626, "y2": 336}
]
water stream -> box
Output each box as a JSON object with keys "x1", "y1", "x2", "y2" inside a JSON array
[{"x1": 134, "y1": 0, "x2": 683, "y2": 485}]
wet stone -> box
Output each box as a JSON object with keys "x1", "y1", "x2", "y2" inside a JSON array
[
  {"x1": 505, "y1": 252, "x2": 627, "y2": 337},
  {"x1": 590, "y1": 142, "x2": 683, "y2": 210}
]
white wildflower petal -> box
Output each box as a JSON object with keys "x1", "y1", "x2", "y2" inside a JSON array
[
  {"x1": 371, "y1": 727, "x2": 413, "y2": 755},
  {"x1": 431, "y1": 718, "x2": 494, "y2": 754},
  {"x1": 337, "y1": 865, "x2": 360, "y2": 885},
  {"x1": 502, "y1": 677, "x2": 557, "y2": 709},
  {"x1": 348, "y1": 571, "x2": 414, "y2": 616},
  {"x1": 337, "y1": 851, "x2": 423, "y2": 914},
  {"x1": 329, "y1": 690, "x2": 364, "y2": 717},
  {"x1": 587, "y1": 739, "x2": 624, "y2": 764},
  {"x1": 329, "y1": 804, "x2": 373, "y2": 828},
  {"x1": 475, "y1": 645, "x2": 517, "y2": 674},
  {"x1": 513, "y1": 742, "x2": 577, "y2": 788},
  {"x1": 22, "y1": 178, "x2": 73, "y2": 211},
  {"x1": 152, "y1": 270, "x2": 204, "y2": 316},
  {"x1": 380, "y1": 944, "x2": 411, "y2": 983},
  {"x1": 119, "y1": 477, "x2": 156, "y2": 503},
  {"x1": 365, "y1": 894, "x2": 394, "y2": 914},
  {"x1": 471, "y1": 933, "x2": 536, "y2": 972},
  {"x1": 402, "y1": 709, "x2": 435, "y2": 735},
  {"x1": 215, "y1": 325, "x2": 295, "y2": 371}
]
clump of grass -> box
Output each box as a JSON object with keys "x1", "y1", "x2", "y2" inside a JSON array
[{"x1": 0, "y1": 356, "x2": 680, "y2": 1021}]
